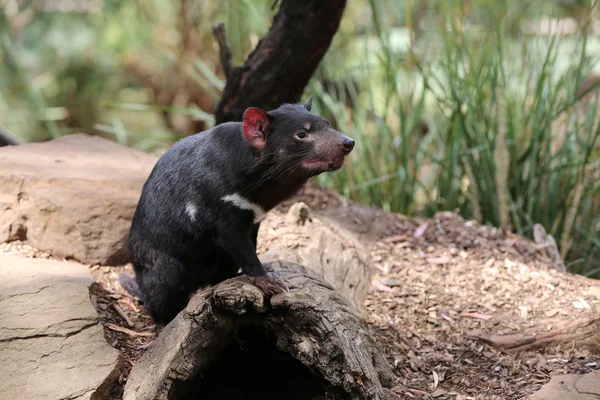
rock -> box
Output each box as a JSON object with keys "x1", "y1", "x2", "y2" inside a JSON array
[
  {"x1": 0, "y1": 134, "x2": 157, "y2": 265},
  {"x1": 0, "y1": 254, "x2": 123, "y2": 400},
  {"x1": 528, "y1": 371, "x2": 600, "y2": 400}
]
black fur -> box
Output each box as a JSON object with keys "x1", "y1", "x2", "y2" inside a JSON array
[
  {"x1": 118, "y1": 272, "x2": 143, "y2": 300},
  {"x1": 127, "y1": 101, "x2": 354, "y2": 325}
]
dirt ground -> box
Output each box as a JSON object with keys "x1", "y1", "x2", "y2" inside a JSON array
[{"x1": 2, "y1": 185, "x2": 599, "y2": 400}]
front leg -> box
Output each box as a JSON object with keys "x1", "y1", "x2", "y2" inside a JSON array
[
  {"x1": 215, "y1": 225, "x2": 286, "y2": 294},
  {"x1": 250, "y1": 222, "x2": 274, "y2": 272},
  {"x1": 251, "y1": 222, "x2": 260, "y2": 250}
]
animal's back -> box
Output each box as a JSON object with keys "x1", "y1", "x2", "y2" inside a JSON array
[
  {"x1": 126, "y1": 123, "x2": 245, "y2": 324},
  {"x1": 128, "y1": 123, "x2": 241, "y2": 263}
]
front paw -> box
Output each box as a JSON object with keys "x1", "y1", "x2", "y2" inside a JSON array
[{"x1": 249, "y1": 275, "x2": 288, "y2": 295}]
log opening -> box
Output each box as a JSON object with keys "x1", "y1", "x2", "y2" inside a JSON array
[{"x1": 172, "y1": 326, "x2": 326, "y2": 400}]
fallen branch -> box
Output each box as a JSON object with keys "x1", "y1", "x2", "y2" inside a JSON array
[
  {"x1": 469, "y1": 317, "x2": 600, "y2": 354},
  {"x1": 107, "y1": 324, "x2": 154, "y2": 337}
]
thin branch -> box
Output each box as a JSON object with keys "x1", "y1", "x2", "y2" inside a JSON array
[
  {"x1": 113, "y1": 303, "x2": 134, "y2": 327},
  {"x1": 212, "y1": 22, "x2": 235, "y2": 79},
  {"x1": 0, "y1": 127, "x2": 21, "y2": 146}
]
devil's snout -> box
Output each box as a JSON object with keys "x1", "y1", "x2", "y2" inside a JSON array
[{"x1": 341, "y1": 137, "x2": 355, "y2": 155}]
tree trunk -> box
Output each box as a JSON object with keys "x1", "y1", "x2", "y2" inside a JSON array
[
  {"x1": 123, "y1": 260, "x2": 398, "y2": 400},
  {"x1": 213, "y1": 0, "x2": 347, "y2": 123}
]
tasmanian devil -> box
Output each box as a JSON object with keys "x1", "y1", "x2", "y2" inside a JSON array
[{"x1": 125, "y1": 98, "x2": 355, "y2": 326}]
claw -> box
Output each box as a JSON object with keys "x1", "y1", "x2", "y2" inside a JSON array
[{"x1": 249, "y1": 274, "x2": 288, "y2": 295}]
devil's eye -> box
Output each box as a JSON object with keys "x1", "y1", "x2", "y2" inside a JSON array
[{"x1": 296, "y1": 132, "x2": 307, "y2": 139}]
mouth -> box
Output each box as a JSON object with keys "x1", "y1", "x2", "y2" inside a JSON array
[{"x1": 302, "y1": 157, "x2": 345, "y2": 172}]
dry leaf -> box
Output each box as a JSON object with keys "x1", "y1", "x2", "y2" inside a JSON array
[
  {"x1": 107, "y1": 323, "x2": 154, "y2": 337},
  {"x1": 468, "y1": 330, "x2": 535, "y2": 349},
  {"x1": 383, "y1": 234, "x2": 406, "y2": 243},
  {"x1": 574, "y1": 298, "x2": 591, "y2": 309},
  {"x1": 427, "y1": 256, "x2": 451, "y2": 264},
  {"x1": 587, "y1": 286, "x2": 600, "y2": 298},
  {"x1": 408, "y1": 388, "x2": 431, "y2": 398},
  {"x1": 372, "y1": 280, "x2": 394, "y2": 292},
  {"x1": 441, "y1": 314, "x2": 456, "y2": 324},
  {"x1": 464, "y1": 312, "x2": 493, "y2": 320},
  {"x1": 545, "y1": 308, "x2": 559, "y2": 317},
  {"x1": 413, "y1": 223, "x2": 428, "y2": 238}
]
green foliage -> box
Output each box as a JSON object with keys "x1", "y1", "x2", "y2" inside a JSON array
[
  {"x1": 312, "y1": 0, "x2": 600, "y2": 277},
  {"x1": 1, "y1": 0, "x2": 599, "y2": 276}
]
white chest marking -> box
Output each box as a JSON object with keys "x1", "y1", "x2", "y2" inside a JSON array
[
  {"x1": 221, "y1": 193, "x2": 266, "y2": 224},
  {"x1": 186, "y1": 202, "x2": 198, "y2": 222}
]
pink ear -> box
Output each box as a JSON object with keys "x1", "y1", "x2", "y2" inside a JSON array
[{"x1": 242, "y1": 107, "x2": 269, "y2": 149}]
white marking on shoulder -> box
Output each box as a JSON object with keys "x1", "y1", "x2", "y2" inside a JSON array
[
  {"x1": 186, "y1": 202, "x2": 198, "y2": 222},
  {"x1": 221, "y1": 193, "x2": 266, "y2": 224}
]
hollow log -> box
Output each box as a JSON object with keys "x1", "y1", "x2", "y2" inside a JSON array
[{"x1": 123, "y1": 260, "x2": 398, "y2": 400}]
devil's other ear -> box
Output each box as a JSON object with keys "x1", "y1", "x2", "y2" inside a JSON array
[
  {"x1": 242, "y1": 107, "x2": 269, "y2": 149},
  {"x1": 304, "y1": 96, "x2": 313, "y2": 112}
]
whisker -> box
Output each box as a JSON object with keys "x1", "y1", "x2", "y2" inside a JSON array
[{"x1": 242, "y1": 150, "x2": 314, "y2": 194}]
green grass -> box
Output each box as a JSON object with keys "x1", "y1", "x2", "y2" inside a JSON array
[
  {"x1": 311, "y1": 0, "x2": 600, "y2": 277},
  {"x1": 1, "y1": 0, "x2": 599, "y2": 277}
]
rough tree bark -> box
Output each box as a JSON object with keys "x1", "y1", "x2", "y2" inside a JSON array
[
  {"x1": 213, "y1": 0, "x2": 347, "y2": 123},
  {"x1": 123, "y1": 204, "x2": 397, "y2": 399},
  {"x1": 123, "y1": 260, "x2": 398, "y2": 400},
  {"x1": 258, "y1": 202, "x2": 372, "y2": 312}
]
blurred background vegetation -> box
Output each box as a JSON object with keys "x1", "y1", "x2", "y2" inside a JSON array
[{"x1": 1, "y1": 0, "x2": 600, "y2": 277}]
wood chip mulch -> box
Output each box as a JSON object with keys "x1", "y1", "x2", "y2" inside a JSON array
[
  {"x1": 364, "y1": 212, "x2": 600, "y2": 400},
  {"x1": 2, "y1": 185, "x2": 599, "y2": 400}
]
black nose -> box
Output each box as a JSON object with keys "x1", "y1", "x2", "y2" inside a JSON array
[{"x1": 342, "y1": 137, "x2": 355, "y2": 154}]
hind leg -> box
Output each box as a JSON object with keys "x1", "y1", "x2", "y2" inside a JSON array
[
  {"x1": 135, "y1": 251, "x2": 193, "y2": 326},
  {"x1": 200, "y1": 250, "x2": 240, "y2": 283}
]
